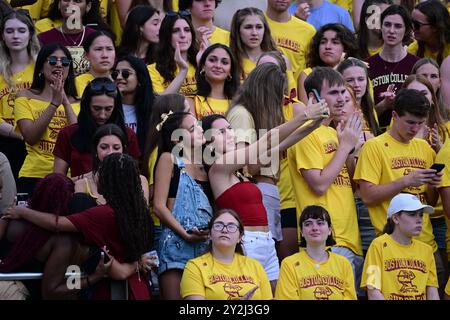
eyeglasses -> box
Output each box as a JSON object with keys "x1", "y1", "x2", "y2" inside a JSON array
[
  {"x1": 166, "y1": 10, "x2": 191, "y2": 18},
  {"x1": 212, "y1": 222, "x2": 239, "y2": 233},
  {"x1": 111, "y1": 69, "x2": 134, "y2": 80},
  {"x1": 89, "y1": 79, "x2": 117, "y2": 96},
  {"x1": 412, "y1": 20, "x2": 431, "y2": 30},
  {"x1": 47, "y1": 56, "x2": 72, "y2": 67}
]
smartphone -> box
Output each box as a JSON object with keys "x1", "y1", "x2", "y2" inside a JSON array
[
  {"x1": 187, "y1": 225, "x2": 209, "y2": 234},
  {"x1": 311, "y1": 88, "x2": 321, "y2": 102},
  {"x1": 430, "y1": 163, "x2": 445, "y2": 173},
  {"x1": 16, "y1": 193, "x2": 29, "y2": 207}
]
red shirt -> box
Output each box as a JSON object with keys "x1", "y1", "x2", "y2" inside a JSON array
[
  {"x1": 53, "y1": 124, "x2": 141, "y2": 177},
  {"x1": 215, "y1": 181, "x2": 268, "y2": 226},
  {"x1": 38, "y1": 27, "x2": 96, "y2": 47},
  {"x1": 67, "y1": 205, "x2": 151, "y2": 300}
]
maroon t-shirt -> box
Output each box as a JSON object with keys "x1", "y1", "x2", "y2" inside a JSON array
[
  {"x1": 368, "y1": 53, "x2": 420, "y2": 128},
  {"x1": 67, "y1": 205, "x2": 151, "y2": 300},
  {"x1": 53, "y1": 124, "x2": 141, "y2": 177},
  {"x1": 38, "y1": 27, "x2": 95, "y2": 47}
]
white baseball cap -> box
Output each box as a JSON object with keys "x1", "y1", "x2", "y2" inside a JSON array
[{"x1": 387, "y1": 193, "x2": 434, "y2": 218}]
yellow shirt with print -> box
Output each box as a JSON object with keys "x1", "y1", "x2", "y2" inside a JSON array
[
  {"x1": 193, "y1": 95, "x2": 230, "y2": 119},
  {"x1": 210, "y1": 26, "x2": 230, "y2": 46},
  {"x1": 407, "y1": 41, "x2": 450, "y2": 64},
  {"x1": 14, "y1": 97, "x2": 80, "y2": 178},
  {"x1": 436, "y1": 139, "x2": 450, "y2": 257},
  {"x1": 147, "y1": 147, "x2": 160, "y2": 227},
  {"x1": 287, "y1": 125, "x2": 362, "y2": 255},
  {"x1": 180, "y1": 252, "x2": 273, "y2": 300},
  {"x1": 361, "y1": 233, "x2": 438, "y2": 300},
  {"x1": 278, "y1": 100, "x2": 297, "y2": 210},
  {"x1": 353, "y1": 132, "x2": 438, "y2": 252},
  {"x1": 147, "y1": 62, "x2": 197, "y2": 96},
  {"x1": 75, "y1": 73, "x2": 95, "y2": 98},
  {"x1": 275, "y1": 250, "x2": 356, "y2": 300},
  {"x1": 0, "y1": 63, "x2": 34, "y2": 126},
  {"x1": 34, "y1": 18, "x2": 63, "y2": 34},
  {"x1": 265, "y1": 14, "x2": 316, "y2": 81},
  {"x1": 240, "y1": 58, "x2": 256, "y2": 82}
]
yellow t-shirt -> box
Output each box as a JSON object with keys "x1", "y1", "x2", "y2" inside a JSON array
[
  {"x1": 210, "y1": 26, "x2": 230, "y2": 46},
  {"x1": 369, "y1": 46, "x2": 382, "y2": 58},
  {"x1": 407, "y1": 41, "x2": 450, "y2": 64},
  {"x1": 354, "y1": 132, "x2": 437, "y2": 251},
  {"x1": 287, "y1": 125, "x2": 362, "y2": 255},
  {"x1": 278, "y1": 101, "x2": 297, "y2": 210},
  {"x1": 330, "y1": 0, "x2": 352, "y2": 13},
  {"x1": 0, "y1": 63, "x2": 34, "y2": 126},
  {"x1": 147, "y1": 147, "x2": 160, "y2": 227},
  {"x1": 14, "y1": 97, "x2": 80, "y2": 178},
  {"x1": 275, "y1": 250, "x2": 356, "y2": 300},
  {"x1": 39, "y1": 0, "x2": 53, "y2": 18},
  {"x1": 241, "y1": 58, "x2": 256, "y2": 82},
  {"x1": 180, "y1": 252, "x2": 273, "y2": 300},
  {"x1": 193, "y1": 95, "x2": 230, "y2": 119},
  {"x1": 265, "y1": 15, "x2": 316, "y2": 81},
  {"x1": 11, "y1": 0, "x2": 42, "y2": 21},
  {"x1": 109, "y1": 0, "x2": 123, "y2": 46},
  {"x1": 147, "y1": 62, "x2": 197, "y2": 96},
  {"x1": 361, "y1": 233, "x2": 438, "y2": 300},
  {"x1": 75, "y1": 73, "x2": 95, "y2": 98},
  {"x1": 35, "y1": 18, "x2": 63, "y2": 34}
]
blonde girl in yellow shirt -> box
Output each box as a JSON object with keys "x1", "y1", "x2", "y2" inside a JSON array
[
  {"x1": 0, "y1": 10, "x2": 40, "y2": 180},
  {"x1": 229, "y1": 7, "x2": 279, "y2": 81},
  {"x1": 180, "y1": 208, "x2": 273, "y2": 300},
  {"x1": 14, "y1": 43, "x2": 79, "y2": 196},
  {"x1": 187, "y1": 43, "x2": 239, "y2": 120},
  {"x1": 275, "y1": 205, "x2": 357, "y2": 300},
  {"x1": 148, "y1": 12, "x2": 200, "y2": 95}
]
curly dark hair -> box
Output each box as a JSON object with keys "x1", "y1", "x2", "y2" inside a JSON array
[
  {"x1": 154, "y1": 14, "x2": 198, "y2": 85},
  {"x1": 306, "y1": 23, "x2": 359, "y2": 68},
  {"x1": 97, "y1": 153, "x2": 153, "y2": 262}
]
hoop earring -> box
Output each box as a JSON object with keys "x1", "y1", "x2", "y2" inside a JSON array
[
  {"x1": 226, "y1": 74, "x2": 232, "y2": 81},
  {"x1": 208, "y1": 145, "x2": 215, "y2": 158},
  {"x1": 200, "y1": 69, "x2": 205, "y2": 76}
]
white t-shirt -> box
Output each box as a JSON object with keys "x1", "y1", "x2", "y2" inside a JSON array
[{"x1": 122, "y1": 104, "x2": 137, "y2": 133}]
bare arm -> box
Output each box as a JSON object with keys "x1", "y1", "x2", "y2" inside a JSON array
[
  {"x1": 359, "y1": 169, "x2": 440, "y2": 206},
  {"x1": 108, "y1": 260, "x2": 138, "y2": 280},
  {"x1": 140, "y1": 175, "x2": 150, "y2": 205},
  {"x1": 53, "y1": 157, "x2": 69, "y2": 175},
  {"x1": 366, "y1": 286, "x2": 385, "y2": 300},
  {"x1": 0, "y1": 122, "x2": 22, "y2": 139},
  {"x1": 301, "y1": 114, "x2": 361, "y2": 196},
  {"x1": 426, "y1": 286, "x2": 440, "y2": 300},
  {"x1": 297, "y1": 71, "x2": 308, "y2": 104},
  {"x1": 116, "y1": 0, "x2": 133, "y2": 26},
  {"x1": 162, "y1": 44, "x2": 189, "y2": 95},
  {"x1": 2, "y1": 206, "x2": 78, "y2": 233},
  {"x1": 352, "y1": 0, "x2": 364, "y2": 31},
  {"x1": 17, "y1": 105, "x2": 59, "y2": 146}
]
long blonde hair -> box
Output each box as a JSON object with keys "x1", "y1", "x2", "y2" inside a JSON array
[{"x1": 0, "y1": 10, "x2": 40, "y2": 85}]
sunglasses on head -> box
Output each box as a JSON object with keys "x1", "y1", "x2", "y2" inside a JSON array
[
  {"x1": 166, "y1": 10, "x2": 191, "y2": 17},
  {"x1": 89, "y1": 80, "x2": 118, "y2": 96},
  {"x1": 412, "y1": 19, "x2": 431, "y2": 30},
  {"x1": 47, "y1": 56, "x2": 71, "y2": 67},
  {"x1": 111, "y1": 69, "x2": 134, "y2": 80}
]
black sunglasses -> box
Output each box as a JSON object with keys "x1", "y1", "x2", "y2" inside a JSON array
[
  {"x1": 166, "y1": 10, "x2": 191, "y2": 17},
  {"x1": 111, "y1": 69, "x2": 134, "y2": 80},
  {"x1": 47, "y1": 56, "x2": 71, "y2": 67},
  {"x1": 412, "y1": 19, "x2": 431, "y2": 30},
  {"x1": 89, "y1": 80, "x2": 118, "y2": 96}
]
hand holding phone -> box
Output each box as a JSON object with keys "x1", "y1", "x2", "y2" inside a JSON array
[{"x1": 430, "y1": 163, "x2": 445, "y2": 173}]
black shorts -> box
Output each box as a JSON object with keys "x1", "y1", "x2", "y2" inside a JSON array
[{"x1": 281, "y1": 208, "x2": 298, "y2": 229}]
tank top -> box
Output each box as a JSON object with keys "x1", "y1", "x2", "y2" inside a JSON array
[{"x1": 215, "y1": 181, "x2": 268, "y2": 227}]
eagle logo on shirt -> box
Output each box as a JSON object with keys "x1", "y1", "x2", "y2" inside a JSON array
[
  {"x1": 397, "y1": 270, "x2": 418, "y2": 293},
  {"x1": 223, "y1": 283, "x2": 244, "y2": 300}
]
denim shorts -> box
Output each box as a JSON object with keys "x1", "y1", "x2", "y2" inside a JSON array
[
  {"x1": 242, "y1": 230, "x2": 280, "y2": 281},
  {"x1": 256, "y1": 183, "x2": 282, "y2": 241},
  {"x1": 431, "y1": 217, "x2": 447, "y2": 250}
]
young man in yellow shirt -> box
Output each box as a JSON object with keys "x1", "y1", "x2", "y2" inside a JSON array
[
  {"x1": 361, "y1": 193, "x2": 439, "y2": 300},
  {"x1": 287, "y1": 66, "x2": 363, "y2": 295},
  {"x1": 178, "y1": 0, "x2": 230, "y2": 46},
  {"x1": 354, "y1": 88, "x2": 446, "y2": 292},
  {"x1": 265, "y1": 0, "x2": 316, "y2": 82}
]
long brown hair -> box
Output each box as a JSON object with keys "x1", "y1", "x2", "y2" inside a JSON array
[
  {"x1": 403, "y1": 74, "x2": 449, "y2": 144},
  {"x1": 229, "y1": 7, "x2": 277, "y2": 80},
  {"x1": 228, "y1": 63, "x2": 286, "y2": 135}
]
